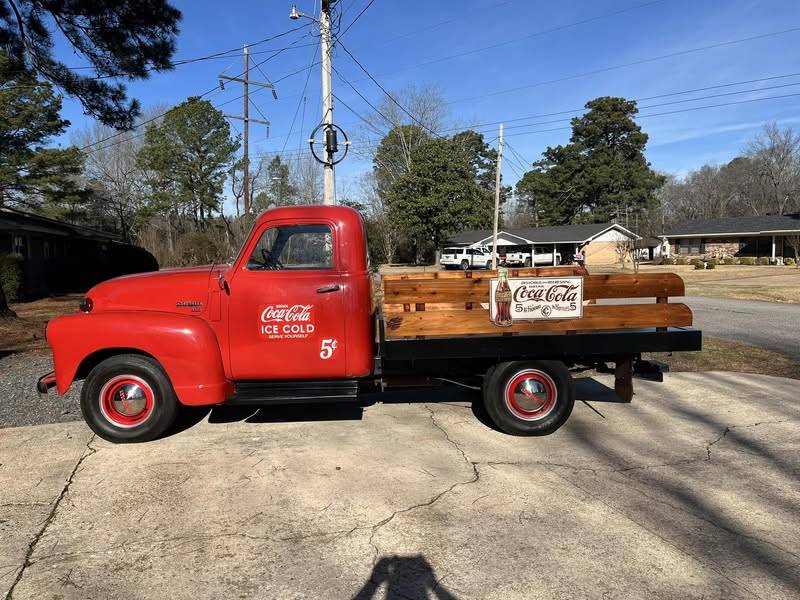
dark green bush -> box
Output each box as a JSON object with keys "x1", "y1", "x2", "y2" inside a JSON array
[
  {"x1": 0, "y1": 253, "x2": 23, "y2": 302},
  {"x1": 674, "y1": 256, "x2": 689, "y2": 265},
  {"x1": 739, "y1": 257, "x2": 756, "y2": 265},
  {"x1": 786, "y1": 257, "x2": 796, "y2": 266},
  {"x1": 706, "y1": 261, "x2": 716, "y2": 269},
  {"x1": 691, "y1": 259, "x2": 704, "y2": 270},
  {"x1": 757, "y1": 257, "x2": 770, "y2": 266},
  {"x1": 723, "y1": 257, "x2": 737, "y2": 265}
]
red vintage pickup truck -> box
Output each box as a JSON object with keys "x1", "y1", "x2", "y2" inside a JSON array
[{"x1": 38, "y1": 205, "x2": 701, "y2": 443}]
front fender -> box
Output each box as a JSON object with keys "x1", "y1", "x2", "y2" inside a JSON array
[{"x1": 47, "y1": 311, "x2": 232, "y2": 406}]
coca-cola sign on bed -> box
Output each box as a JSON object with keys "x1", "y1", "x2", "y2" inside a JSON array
[{"x1": 490, "y1": 277, "x2": 583, "y2": 322}]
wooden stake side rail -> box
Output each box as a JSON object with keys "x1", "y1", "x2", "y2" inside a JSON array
[
  {"x1": 379, "y1": 268, "x2": 691, "y2": 339},
  {"x1": 384, "y1": 303, "x2": 692, "y2": 337},
  {"x1": 382, "y1": 272, "x2": 684, "y2": 304}
]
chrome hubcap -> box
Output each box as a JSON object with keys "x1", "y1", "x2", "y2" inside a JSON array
[
  {"x1": 111, "y1": 383, "x2": 148, "y2": 417},
  {"x1": 512, "y1": 378, "x2": 549, "y2": 412}
]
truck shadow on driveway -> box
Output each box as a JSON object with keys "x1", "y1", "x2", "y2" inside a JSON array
[{"x1": 168, "y1": 378, "x2": 622, "y2": 438}]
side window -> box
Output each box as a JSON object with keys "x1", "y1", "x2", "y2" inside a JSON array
[{"x1": 247, "y1": 224, "x2": 334, "y2": 271}]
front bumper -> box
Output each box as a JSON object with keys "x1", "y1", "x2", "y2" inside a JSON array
[{"x1": 37, "y1": 371, "x2": 56, "y2": 398}]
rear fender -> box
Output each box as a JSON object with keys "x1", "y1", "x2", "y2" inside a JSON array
[{"x1": 47, "y1": 311, "x2": 232, "y2": 406}]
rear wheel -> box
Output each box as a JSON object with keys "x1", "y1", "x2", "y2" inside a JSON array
[
  {"x1": 461, "y1": 260, "x2": 470, "y2": 271},
  {"x1": 524, "y1": 257, "x2": 532, "y2": 268},
  {"x1": 80, "y1": 354, "x2": 179, "y2": 443},
  {"x1": 483, "y1": 360, "x2": 574, "y2": 436},
  {"x1": 486, "y1": 260, "x2": 492, "y2": 269}
]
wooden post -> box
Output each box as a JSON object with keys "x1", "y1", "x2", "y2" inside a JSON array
[{"x1": 614, "y1": 358, "x2": 634, "y2": 403}]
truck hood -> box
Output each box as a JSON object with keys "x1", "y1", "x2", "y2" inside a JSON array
[{"x1": 86, "y1": 264, "x2": 229, "y2": 315}]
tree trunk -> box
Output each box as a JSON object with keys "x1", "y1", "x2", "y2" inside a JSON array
[{"x1": 0, "y1": 286, "x2": 17, "y2": 318}]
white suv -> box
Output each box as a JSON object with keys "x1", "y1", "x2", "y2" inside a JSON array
[{"x1": 440, "y1": 247, "x2": 494, "y2": 270}]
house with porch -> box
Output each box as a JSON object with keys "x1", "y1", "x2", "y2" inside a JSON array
[
  {"x1": 662, "y1": 214, "x2": 800, "y2": 262},
  {"x1": 444, "y1": 222, "x2": 640, "y2": 266}
]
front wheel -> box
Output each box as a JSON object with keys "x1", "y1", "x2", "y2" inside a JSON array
[
  {"x1": 80, "y1": 354, "x2": 179, "y2": 443},
  {"x1": 483, "y1": 360, "x2": 574, "y2": 436},
  {"x1": 524, "y1": 258, "x2": 532, "y2": 268},
  {"x1": 461, "y1": 260, "x2": 470, "y2": 271}
]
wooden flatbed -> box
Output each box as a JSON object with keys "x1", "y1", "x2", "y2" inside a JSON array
[{"x1": 375, "y1": 266, "x2": 701, "y2": 403}]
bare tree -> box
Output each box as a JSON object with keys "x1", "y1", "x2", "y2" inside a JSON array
[
  {"x1": 291, "y1": 155, "x2": 323, "y2": 204},
  {"x1": 614, "y1": 239, "x2": 637, "y2": 272},
  {"x1": 746, "y1": 123, "x2": 800, "y2": 215},
  {"x1": 358, "y1": 84, "x2": 448, "y2": 197}
]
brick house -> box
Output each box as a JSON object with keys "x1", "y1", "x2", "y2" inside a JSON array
[{"x1": 662, "y1": 214, "x2": 800, "y2": 261}]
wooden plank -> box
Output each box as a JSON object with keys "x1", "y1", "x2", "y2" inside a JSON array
[
  {"x1": 382, "y1": 273, "x2": 684, "y2": 305},
  {"x1": 383, "y1": 303, "x2": 692, "y2": 338}
]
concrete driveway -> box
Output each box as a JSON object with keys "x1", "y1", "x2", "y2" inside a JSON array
[
  {"x1": 2, "y1": 372, "x2": 799, "y2": 600},
  {"x1": 683, "y1": 297, "x2": 800, "y2": 359}
]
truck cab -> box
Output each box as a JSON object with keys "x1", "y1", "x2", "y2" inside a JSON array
[{"x1": 42, "y1": 206, "x2": 374, "y2": 441}]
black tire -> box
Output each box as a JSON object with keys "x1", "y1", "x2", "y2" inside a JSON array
[
  {"x1": 80, "y1": 354, "x2": 179, "y2": 443},
  {"x1": 461, "y1": 260, "x2": 470, "y2": 271},
  {"x1": 483, "y1": 360, "x2": 574, "y2": 436},
  {"x1": 486, "y1": 260, "x2": 492, "y2": 269},
  {"x1": 524, "y1": 258, "x2": 532, "y2": 268}
]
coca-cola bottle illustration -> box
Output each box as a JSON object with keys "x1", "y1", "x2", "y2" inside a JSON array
[{"x1": 494, "y1": 267, "x2": 513, "y2": 327}]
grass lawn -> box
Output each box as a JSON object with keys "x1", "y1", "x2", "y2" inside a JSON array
[
  {"x1": 0, "y1": 296, "x2": 79, "y2": 355},
  {"x1": 629, "y1": 264, "x2": 800, "y2": 303},
  {"x1": 644, "y1": 336, "x2": 799, "y2": 380}
]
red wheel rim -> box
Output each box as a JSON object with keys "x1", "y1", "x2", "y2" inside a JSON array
[
  {"x1": 99, "y1": 375, "x2": 155, "y2": 428},
  {"x1": 504, "y1": 369, "x2": 557, "y2": 421}
]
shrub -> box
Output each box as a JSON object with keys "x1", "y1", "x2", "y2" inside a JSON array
[
  {"x1": 786, "y1": 257, "x2": 796, "y2": 266},
  {"x1": 723, "y1": 257, "x2": 737, "y2": 265},
  {"x1": 674, "y1": 256, "x2": 689, "y2": 265},
  {"x1": 757, "y1": 257, "x2": 770, "y2": 266},
  {"x1": 706, "y1": 261, "x2": 716, "y2": 269},
  {"x1": 660, "y1": 256, "x2": 674, "y2": 265},
  {"x1": 739, "y1": 257, "x2": 756, "y2": 265},
  {"x1": 691, "y1": 259, "x2": 705, "y2": 270},
  {"x1": 0, "y1": 253, "x2": 24, "y2": 302}
]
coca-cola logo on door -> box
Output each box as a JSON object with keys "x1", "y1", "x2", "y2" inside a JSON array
[
  {"x1": 490, "y1": 277, "x2": 583, "y2": 322},
  {"x1": 259, "y1": 304, "x2": 316, "y2": 339}
]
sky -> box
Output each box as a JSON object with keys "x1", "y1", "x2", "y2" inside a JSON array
[{"x1": 52, "y1": 0, "x2": 800, "y2": 202}]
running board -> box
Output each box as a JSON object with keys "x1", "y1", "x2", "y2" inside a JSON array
[{"x1": 228, "y1": 380, "x2": 360, "y2": 405}]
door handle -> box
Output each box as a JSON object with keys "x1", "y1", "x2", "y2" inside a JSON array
[{"x1": 316, "y1": 284, "x2": 341, "y2": 294}]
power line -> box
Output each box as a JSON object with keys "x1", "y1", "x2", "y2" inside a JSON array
[
  {"x1": 80, "y1": 28, "x2": 314, "y2": 154},
  {"x1": 336, "y1": 0, "x2": 376, "y2": 40},
  {"x1": 332, "y1": 92, "x2": 388, "y2": 138},
  {"x1": 335, "y1": 39, "x2": 444, "y2": 138},
  {"x1": 49, "y1": 23, "x2": 314, "y2": 80},
  {"x1": 331, "y1": 65, "x2": 394, "y2": 131},
  {"x1": 447, "y1": 25, "x2": 800, "y2": 105},
  {"x1": 280, "y1": 44, "x2": 319, "y2": 154}
]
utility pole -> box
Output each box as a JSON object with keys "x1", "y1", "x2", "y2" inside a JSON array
[
  {"x1": 491, "y1": 122, "x2": 504, "y2": 270},
  {"x1": 320, "y1": 0, "x2": 335, "y2": 204},
  {"x1": 219, "y1": 46, "x2": 274, "y2": 215},
  {"x1": 291, "y1": 0, "x2": 345, "y2": 205}
]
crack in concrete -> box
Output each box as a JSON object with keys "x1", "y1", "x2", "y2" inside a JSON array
[
  {"x1": 4, "y1": 434, "x2": 96, "y2": 600},
  {"x1": 705, "y1": 419, "x2": 790, "y2": 460},
  {"x1": 362, "y1": 406, "x2": 481, "y2": 566}
]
